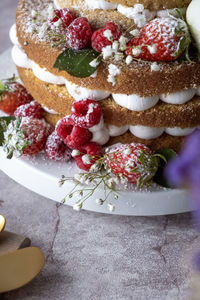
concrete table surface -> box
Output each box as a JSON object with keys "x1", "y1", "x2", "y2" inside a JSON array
[{"x1": 0, "y1": 1, "x2": 198, "y2": 299}]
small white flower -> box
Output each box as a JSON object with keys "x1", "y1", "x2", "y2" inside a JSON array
[
  {"x1": 74, "y1": 173, "x2": 86, "y2": 184},
  {"x1": 112, "y1": 41, "x2": 119, "y2": 51},
  {"x1": 102, "y1": 45, "x2": 113, "y2": 59},
  {"x1": 54, "y1": 19, "x2": 62, "y2": 28},
  {"x1": 108, "y1": 64, "x2": 121, "y2": 76},
  {"x1": 130, "y1": 29, "x2": 140, "y2": 36},
  {"x1": 31, "y1": 10, "x2": 37, "y2": 18},
  {"x1": 107, "y1": 75, "x2": 116, "y2": 86},
  {"x1": 119, "y1": 36, "x2": 128, "y2": 51},
  {"x1": 73, "y1": 203, "x2": 82, "y2": 211},
  {"x1": 103, "y1": 29, "x2": 113, "y2": 41},
  {"x1": 38, "y1": 23, "x2": 48, "y2": 38},
  {"x1": 107, "y1": 203, "x2": 115, "y2": 212},
  {"x1": 90, "y1": 163, "x2": 100, "y2": 173},
  {"x1": 132, "y1": 47, "x2": 141, "y2": 56},
  {"x1": 125, "y1": 55, "x2": 133, "y2": 65},
  {"x1": 89, "y1": 58, "x2": 100, "y2": 68},
  {"x1": 96, "y1": 198, "x2": 104, "y2": 205},
  {"x1": 151, "y1": 62, "x2": 160, "y2": 72},
  {"x1": 147, "y1": 44, "x2": 157, "y2": 54},
  {"x1": 71, "y1": 149, "x2": 81, "y2": 157},
  {"x1": 82, "y1": 154, "x2": 91, "y2": 165}
]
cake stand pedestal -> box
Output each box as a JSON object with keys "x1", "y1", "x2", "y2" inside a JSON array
[{"x1": 0, "y1": 48, "x2": 191, "y2": 216}]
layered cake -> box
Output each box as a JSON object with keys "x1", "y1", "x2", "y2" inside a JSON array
[{"x1": 7, "y1": 0, "x2": 199, "y2": 154}]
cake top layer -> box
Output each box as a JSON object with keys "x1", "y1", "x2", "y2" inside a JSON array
[{"x1": 56, "y1": 0, "x2": 192, "y2": 10}]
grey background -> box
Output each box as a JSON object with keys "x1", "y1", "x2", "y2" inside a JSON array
[{"x1": 0, "y1": 1, "x2": 198, "y2": 299}]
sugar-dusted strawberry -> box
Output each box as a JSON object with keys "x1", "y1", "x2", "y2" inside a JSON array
[
  {"x1": 73, "y1": 142, "x2": 102, "y2": 171},
  {"x1": 126, "y1": 16, "x2": 191, "y2": 62},
  {"x1": 66, "y1": 17, "x2": 93, "y2": 50},
  {"x1": 56, "y1": 116, "x2": 92, "y2": 149},
  {"x1": 92, "y1": 22, "x2": 121, "y2": 53},
  {"x1": 49, "y1": 8, "x2": 75, "y2": 33},
  {"x1": 105, "y1": 143, "x2": 159, "y2": 186},
  {"x1": 14, "y1": 101, "x2": 44, "y2": 119},
  {"x1": 45, "y1": 130, "x2": 71, "y2": 162},
  {"x1": 0, "y1": 78, "x2": 33, "y2": 115},
  {"x1": 2, "y1": 117, "x2": 52, "y2": 158},
  {"x1": 71, "y1": 99, "x2": 102, "y2": 129}
]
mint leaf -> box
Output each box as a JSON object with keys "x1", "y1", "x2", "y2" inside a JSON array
[
  {"x1": 0, "y1": 116, "x2": 15, "y2": 146},
  {"x1": 153, "y1": 148, "x2": 177, "y2": 188},
  {"x1": 54, "y1": 48, "x2": 100, "y2": 78}
]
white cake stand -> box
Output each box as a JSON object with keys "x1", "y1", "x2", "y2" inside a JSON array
[{"x1": 0, "y1": 48, "x2": 191, "y2": 216}]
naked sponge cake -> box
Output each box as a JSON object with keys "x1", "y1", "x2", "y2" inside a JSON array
[{"x1": 9, "y1": 0, "x2": 200, "y2": 156}]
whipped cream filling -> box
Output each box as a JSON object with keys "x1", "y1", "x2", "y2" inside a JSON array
[
  {"x1": 108, "y1": 124, "x2": 197, "y2": 139},
  {"x1": 42, "y1": 105, "x2": 58, "y2": 114},
  {"x1": 112, "y1": 93, "x2": 159, "y2": 111},
  {"x1": 65, "y1": 80, "x2": 110, "y2": 101},
  {"x1": 85, "y1": 0, "x2": 117, "y2": 10},
  {"x1": 10, "y1": 24, "x2": 200, "y2": 115}
]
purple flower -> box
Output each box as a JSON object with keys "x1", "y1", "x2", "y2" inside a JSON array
[{"x1": 165, "y1": 129, "x2": 200, "y2": 187}]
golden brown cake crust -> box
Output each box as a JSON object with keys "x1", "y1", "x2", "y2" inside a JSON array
[
  {"x1": 16, "y1": 0, "x2": 200, "y2": 97},
  {"x1": 58, "y1": 0, "x2": 191, "y2": 10},
  {"x1": 18, "y1": 67, "x2": 200, "y2": 128}
]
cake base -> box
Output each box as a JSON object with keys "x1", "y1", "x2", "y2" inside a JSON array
[
  {"x1": 0, "y1": 147, "x2": 191, "y2": 216},
  {"x1": 0, "y1": 48, "x2": 191, "y2": 216}
]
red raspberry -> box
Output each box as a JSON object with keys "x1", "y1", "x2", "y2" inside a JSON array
[
  {"x1": 49, "y1": 8, "x2": 75, "y2": 33},
  {"x1": 66, "y1": 17, "x2": 93, "y2": 50},
  {"x1": 71, "y1": 99, "x2": 102, "y2": 129},
  {"x1": 125, "y1": 17, "x2": 190, "y2": 62},
  {"x1": 74, "y1": 142, "x2": 102, "y2": 171},
  {"x1": 56, "y1": 116, "x2": 74, "y2": 140},
  {"x1": 65, "y1": 125, "x2": 92, "y2": 149},
  {"x1": 14, "y1": 101, "x2": 44, "y2": 119},
  {"x1": 91, "y1": 22, "x2": 121, "y2": 52},
  {"x1": 0, "y1": 79, "x2": 33, "y2": 115},
  {"x1": 45, "y1": 130, "x2": 71, "y2": 162}
]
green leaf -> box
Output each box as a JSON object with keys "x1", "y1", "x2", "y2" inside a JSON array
[
  {"x1": 153, "y1": 148, "x2": 177, "y2": 188},
  {"x1": 53, "y1": 48, "x2": 100, "y2": 78},
  {"x1": 0, "y1": 116, "x2": 15, "y2": 146}
]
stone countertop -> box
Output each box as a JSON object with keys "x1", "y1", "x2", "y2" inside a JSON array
[{"x1": 0, "y1": 1, "x2": 198, "y2": 299}]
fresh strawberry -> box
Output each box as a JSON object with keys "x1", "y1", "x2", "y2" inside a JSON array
[
  {"x1": 74, "y1": 142, "x2": 102, "y2": 171},
  {"x1": 92, "y1": 22, "x2": 121, "y2": 53},
  {"x1": 14, "y1": 101, "x2": 44, "y2": 119},
  {"x1": 45, "y1": 130, "x2": 71, "y2": 162},
  {"x1": 2, "y1": 117, "x2": 52, "y2": 158},
  {"x1": 49, "y1": 8, "x2": 75, "y2": 33},
  {"x1": 0, "y1": 78, "x2": 33, "y2": 115},
  {"x1": 126, "y1": 16, "x2": 191, "y2": 62},
  {"x1": 56, "y1": 116, "x2": 92, "y2": 149},
  {"x1": 71, "y1": 99, "x2": 102, "y2": 129},
  {"x1": 105, "y1": 143, "x2": 159, "y2": 186},
  {"x1": 66, "y1": 17, "x2": 93, "y2": 50}
]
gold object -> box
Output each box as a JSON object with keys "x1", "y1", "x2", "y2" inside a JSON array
[
  {"x1": 0, "y1": 247, "x2": 45, "y2": 293},
  {"x1": 0, "y1": 215, "x2": 6, "y2": 233}
]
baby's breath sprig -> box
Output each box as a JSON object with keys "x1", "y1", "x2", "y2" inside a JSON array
[{"x1": 58, "y1": 166, "x2": 121, "y2": 212}]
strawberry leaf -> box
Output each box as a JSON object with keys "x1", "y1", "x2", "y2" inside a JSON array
[
  {"x1": 0, "y1": 116, "x2": 16, "y2": 146},
  {"x1": 53, "y1": 48, "x2": 100, "y2": 78},
  {"x1": 153, "y1": 148, "x2": 177, "y2": 188}
]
